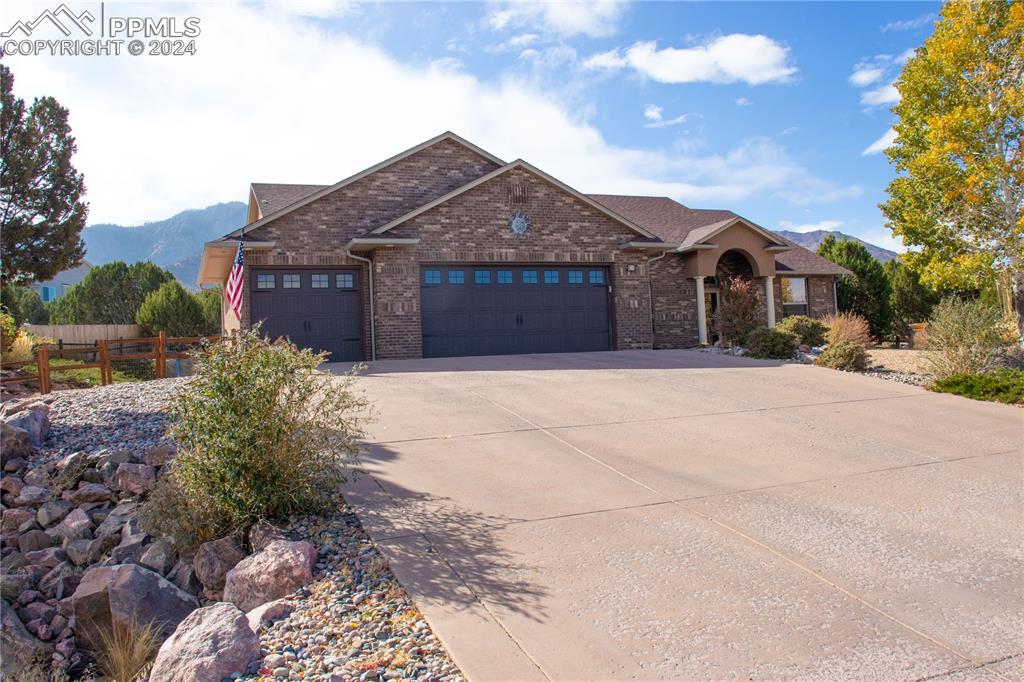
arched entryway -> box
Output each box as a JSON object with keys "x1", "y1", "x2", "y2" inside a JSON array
[{"x1": 715, "y1": 249, "x2": 756, "y2": 282}]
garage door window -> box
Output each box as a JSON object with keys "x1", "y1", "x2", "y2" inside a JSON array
[
  {"x1": 257, "y1": 274, "x2": 275, "y2": 289},
  {"x1": 497, "y1": 270, "x2": 513, "y2": 284},
  {"x1": 474, "y1": 270, "x2": 491, "y2": 284},
  {"x1": 448, "y1": 270, "x2": 465, "y2": 285},
  {"x1": 311, "y1": 274, "x2": 328, "y2": 288},
  {"x1": 589, "y1": 270, "x2": 605, "y2": 285},
  {"x1": 544, "y1": 270, "x2": 560, "y2": 284},
  {"x1": 283, "y1": 274, "x2": 301, "y2": 288},
  {"x1": 423, "y1": 270, "x2": 441, "y2": 286},
  {"x1": 522, "y1": 270, "x2": 538, "y2": 284},
  {"x1": 336, "y1": 273, "x2": 355, "y2": 289},
  {"x1": 568, "y1": 270, "x2": 583, "y2": 284}
]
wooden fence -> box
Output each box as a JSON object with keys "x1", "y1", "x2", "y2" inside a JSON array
[
  {"x1": 23, "y1": 324, "x2": 142, "y2": 345},
  {"x1": 0, "y1": 331, "x2": 219, "y2": 395}
]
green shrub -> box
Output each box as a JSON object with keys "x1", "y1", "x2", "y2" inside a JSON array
[
  {"x1": 746, "y1": 327, "x2": 798, "y2": 359},
  {"x1": 136, "y1": 280, "x2": 208, "y2": 336},
  {"x1": 929, "y1": 368, "x2": 1024, "y2": 404},
  {"x1": 151, "y1": 328, "x2": 368, "y2": 541},
  {"x1": 775, "y1": 315, "x2": 827, "y2": 347},
  {"x1": 816, "y1": 340, "x2": 869, "y2": 371},
  {"x1": 822, "y1": 311, "x2": 873, "y2": 348},
  {"x1": 194, "y1": 288, "x2": 222, "y2": 335},
  {"x1": 713, "y1": 276, "x2": 760, "y2": 346},
  {"x1": 0, "y1": 311, "x2": 16, "y2": 355},
  {"x1": 925, "y1": 298, "x2": 1005, "y2": 379}
]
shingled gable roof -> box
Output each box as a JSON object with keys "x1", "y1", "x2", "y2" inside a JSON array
[
  {"x1": 589, "y1": 194, "x2": 851, "y2": 276},
  {"x1": 250, "y1": 183, "x2": 327, "y2": 218},
  {"x1": 219, "y1": 131, "x2": 506, "y2": 239},
  {"x1": 370, "y1": 160, "x2": 660, "y2": 239}
]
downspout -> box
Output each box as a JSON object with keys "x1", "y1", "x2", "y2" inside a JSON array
[
  {"x1": 345, "y1": 249, "x2": 377, "y2": 361},
  {"x1": 832, "y1": 279, "x2": 839, "y2": 313},
  {"x1": 645, "y1": 250, "x2": 669, "y2": 346}
]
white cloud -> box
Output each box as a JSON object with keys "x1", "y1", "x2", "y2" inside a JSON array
[
  {"x1": 4, "y1": 3, "x2": 853, "y2": 228},
  {"x1": 586, "y1": 35, "x2": 797, "y2": 85},
  {"x1": 264, "y1": 0, "x2": 354, "y2": 18},
  {"x1": 778, "y1": 219, "x2": 842, "y2": 234},
  {"x1": 881, "y1": 13, "x2": 936, "y2": 32},
  {"x1": 645, "y1": 114, "x2": 687, "y2": 129},
  {"x1": 735, "y1": 97, "x2": 752, "y2": 106},
  {"x1": 487, "y1": 1, "x2": 627, "y2": 38},
  {"x1": 643, "y1": 104, "x2": 663, "y2": 121},
  {"x1": 860, "y1": 83, "x2": 900, "y2": 106},
  {"x1": 862, "y1": 128, "x2": 897, "y2": 155},
  {"x1": 848, "y1": 66, "x2": 884, "y2": 87}
]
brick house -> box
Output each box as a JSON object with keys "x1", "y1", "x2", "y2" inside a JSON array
[{"x1": 198, "y1": 132, "x2": 850, "y2": 361}]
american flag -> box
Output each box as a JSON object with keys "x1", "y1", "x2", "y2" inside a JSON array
[{"x1": 225, "y1": 241, "x2": 244, "y2": 320}]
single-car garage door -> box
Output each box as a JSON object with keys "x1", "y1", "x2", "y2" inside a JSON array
[
  {"x1": 250, "y1": 268, "x2": 362, "y2": 361},
  {"x1": 421, "y1": 265, "x2": 611, "y2": 358}
]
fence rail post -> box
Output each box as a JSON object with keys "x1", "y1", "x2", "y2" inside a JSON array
[
  {"x1": 99, "y1": 339, "x2": 111, "y2": 385},
  {"x1": 36, "y1": 345, "x2": 50, "y2": 395},
  {"x1": 156, "y1": 331, "x2": 167, "y2": 379}
]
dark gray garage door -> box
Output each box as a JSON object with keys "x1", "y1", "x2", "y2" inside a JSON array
[
  {"x1": 421, "y1": 265, "x2": 611, "y2": 358},
  {"x1": 250, "y1": 269, "x2": 362, "y2": 361}
]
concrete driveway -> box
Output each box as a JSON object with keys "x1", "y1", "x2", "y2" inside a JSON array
[{"x1": 332, "y1": 350, "x2": 1024, "y2": 681}]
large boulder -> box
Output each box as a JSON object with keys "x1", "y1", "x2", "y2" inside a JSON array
[
  {"x1": 193, "y1": 537, "x2": 245, "y2": 599},
  {"x1": 4, "y1": 408, "x2": 49, "y2": 447},
  {"x1": 114, "y1": 463, "x2": 155, "y2": 495},
  {"x1": 1, "y1": 601, "x2": 53, "y2": 678},
  {"x1": 71, "y1": 564, "x2": 199, "y2": 651},
  {"x1": 246, "y1": 598, "x2": 295, "y2": 633},
  {"x1": 1, "y1": 422, "x2": 33, "y2": 462},
  {"x1": 149, "y1": 603, "x2": 260, "y2": 682},
  {"x1": 223, "y1": 540, "x2": 315, "y2": 612}
]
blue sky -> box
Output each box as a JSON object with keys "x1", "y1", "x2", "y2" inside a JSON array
[{"x1": 3, "y1": 1, "x2": 941, "y2": 251}]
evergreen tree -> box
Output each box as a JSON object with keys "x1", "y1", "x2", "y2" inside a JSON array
[
  {"x1": 48, "y1": 261, "x2": 174, "y2": 324},
  {"x1": 817, "y1": 235, "x2": 892, "y2": 339}
]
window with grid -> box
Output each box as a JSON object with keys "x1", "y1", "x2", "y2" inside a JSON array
[
  {"x1": 522, "y1": 270, "x2": 538, "y2": 284},
  {"x1": 474, "y1": 270, "x2": 491, "y2": 285},
  {"x1": 423, "y1": 270, "x2": 441, "y2": 286},
  {"x1": 781, "y1": 277, "x2": 809, "y2": 317},
  {"x1": 282, "y1": 274, "x2": 301, "y2": 288},
  {"x1": 588, "y1": 270, "x2": 605, "y2": 285},
  {"x1": 497, "y1": 270, "x2": 513, "y2": 284},
  {"x1": 544, "y1": 270, "x2": 559, "y2": 285},
  {"x1": 311, "y1": 274, "x2": 328, "y2": 288},
  {"x1": 568, "y1": 271, "x2": 583, "y2": 284},
  {"x1": 257, "y1": 274, "x2": 275, "y2": 289},
  {"x1": 448, "y1": 270, "x2": 465, "y2": 285},
  {"x1": 336, "y1": 273, "x2": 355, "y2": 289}
]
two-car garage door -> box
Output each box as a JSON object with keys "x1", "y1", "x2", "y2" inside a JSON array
[{"x1": 420, "y1": 264, "x2": 611, "y2": 358}]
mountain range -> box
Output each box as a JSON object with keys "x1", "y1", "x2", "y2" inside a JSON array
[
  {"x1": 774, "y1": 229, "x2": 899, "y2": 263},
  {"x1": 81, "y1": 203, "x2": 900, "y2": 286}
]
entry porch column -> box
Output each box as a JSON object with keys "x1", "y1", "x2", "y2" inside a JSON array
[
  {"x1": 695, "y1": 276, "x2": 707, "y2": 345},
  {"x1": 765, "y1": 276, "x2": 776, "y2": 327}
]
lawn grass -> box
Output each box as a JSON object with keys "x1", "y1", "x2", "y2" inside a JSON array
[
  {"x1": 928, "y1": 368, "x2": 1024, "y2": 405},
  {"x1": 24, "y1": 358, "x2": 139, "y2": 387}
]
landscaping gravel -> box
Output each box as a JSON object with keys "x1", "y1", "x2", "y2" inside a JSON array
[
  {"x1": 33, "y1": 378, "x2": 189, "y2": 461},
  {"x1": 245, "y1": 505, "x2": 462, "y2": 682}
]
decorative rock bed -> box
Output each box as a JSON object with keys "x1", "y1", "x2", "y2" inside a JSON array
[{"x1": 0, "y1": 380, "x2": 462, "y2": 681}]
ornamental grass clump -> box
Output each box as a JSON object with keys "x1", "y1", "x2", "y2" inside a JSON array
[
  {"x1": 150, "y1": 328, "x2": 368, "y2": 542},
  {"x1": 925, "y1": 298, "x2": 1008, "y2": 379},
  {"x1": 821, "y1": 312, "x2": 873, "y2": 348}
]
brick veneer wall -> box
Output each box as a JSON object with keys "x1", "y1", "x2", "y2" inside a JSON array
[
  {"x1": 649, "y1": 257, "x2": 699, "y2": 348},
  {"x1": 379, "y1": 167, "x2": 654, "y2": 358},
  {"x1": 773, "y1": 275, "x2": 837, "y2": 323}
]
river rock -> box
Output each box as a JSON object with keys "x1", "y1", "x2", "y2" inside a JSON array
[{"x1": 149, "y1": 602, "x2": 260, "y2": 682}]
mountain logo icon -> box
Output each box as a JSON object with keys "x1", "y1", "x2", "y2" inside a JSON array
[{"x1": 2, "y1": 4, "x2": 96, "y2": 38}]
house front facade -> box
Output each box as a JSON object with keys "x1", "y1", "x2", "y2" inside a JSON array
[{"x1": 198, "y1": 132, "x2": 850, "y2": 362}]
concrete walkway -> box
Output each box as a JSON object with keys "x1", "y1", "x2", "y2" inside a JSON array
[{"x1": 330, "y1": 350, "x2": 1024, "y2": 681}]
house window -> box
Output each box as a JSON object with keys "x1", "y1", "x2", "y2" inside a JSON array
[
  {"x1": 568, "y1": 271, "x2": 583, "y2": 284},
  {"x1": 522, "y1": 270, "x2": 538, "y2": 284},
  {"x1": 497, "y1": 270, "x2": 513, "y2": 284},
  {"x1": 589, "y1": 270, "x2": 605, "y2": 285},
  {"x1": 336, "y1": 273, "x2": 355, "y2": 289},
  {"x1": 311, "y1": 274, "x2": 328, "y2": 288},
  {"x1": 474, "y1": 270, "x2": 491, "y2": 285},
  {"x1": 448, "y1": 270, "x2": 465, "y2": 285},
  {"x1": 544, "y1": 270, "x2": 559, "y2": 285},
  {"x1": 256, "y1": 274, "x2": 275, "y2": 289},
  {"x1": 282, "y1": 274, "x2": 301, "y2": 288},
  {"x1": 781, "y1": 277, "x2": 809, "y2": 317},
  {"x1": 423, "y1": 270, "x2": 441, "y2": 286},
  {"x1": 39, "y1": 286, "x2": 57, "y2": 302}
]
